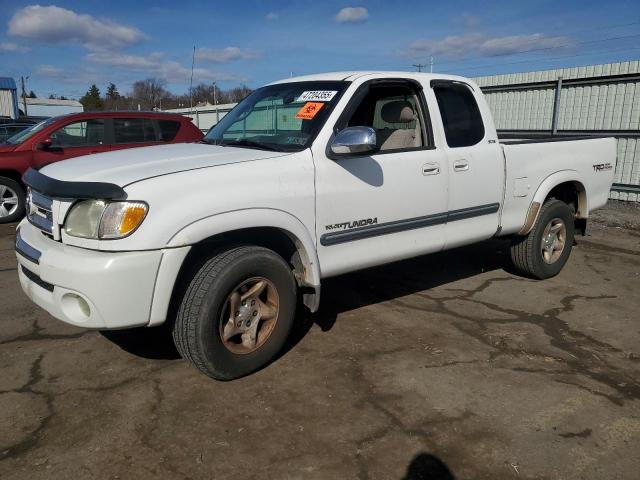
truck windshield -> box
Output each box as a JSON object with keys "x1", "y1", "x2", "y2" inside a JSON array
[
  {"x1": 4, "y1": 117, "x2": 57, "y2": 145},
  {"x1": 204, "y1": 81, "x2": 348, "y2": 152}
]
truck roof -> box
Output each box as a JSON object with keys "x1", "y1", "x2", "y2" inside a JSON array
[{"x1": 268, "y1": 71, "x2": 473, "y2": 85}]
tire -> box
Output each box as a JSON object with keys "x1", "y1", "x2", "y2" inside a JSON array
[
  {"x1": 0, "y1": 176, "x2": 26, "y2": 224},
  {"x1": 510, "y1": 199, "x2": 575, "y2": 279},
  {"x1": 172, "y1": 245, "x2": 297, "y2": 380}
]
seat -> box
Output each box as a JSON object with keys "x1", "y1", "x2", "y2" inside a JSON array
[{"x1": 377, "y1": 101, "x2": 422, "y2": 151}]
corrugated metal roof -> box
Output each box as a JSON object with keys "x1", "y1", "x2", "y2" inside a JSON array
[
  {"x1": 474, "y1": 61, "x2": 640, "y2": 87},
  {"x1": 25, "y1": 97, "x2": 82, "y2": 107},
  {"x1": 0, "y1": 77, "x2": 17, "y2": 91}
]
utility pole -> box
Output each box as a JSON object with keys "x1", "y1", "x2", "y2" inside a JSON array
[
  {"x1": 212, "y1": 81, "x2": 219, "y2": 124},
  {"x1": 430, "y1": 55, "x2": 434, "y2": 73},
  {"x1": 413, "y1": 63, "x2": 426, "y2": 72},
  {"x1": 20, "y1": 76, "x2": 29, "y2": 117}
]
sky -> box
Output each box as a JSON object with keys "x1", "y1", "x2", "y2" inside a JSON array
[{"x1": 0, "y1": 0, "x2": 639, "y2": 99}]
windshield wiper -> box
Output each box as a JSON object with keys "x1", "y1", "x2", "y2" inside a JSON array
[{"x1": 221, "y1": 138, "x2": 280, "y2": 151}]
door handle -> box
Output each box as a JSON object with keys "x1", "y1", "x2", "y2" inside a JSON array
[
  {"x1": 453, "y1": 159, "x2": 469, "y2": 172},
  {"x1": 422, "y1": 162, "x2": 440, "y2": 176}
]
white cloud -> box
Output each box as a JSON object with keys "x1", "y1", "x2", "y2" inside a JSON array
[
  {"x1": 195, "y1": 47, "x2": 259, "y2": 63},
  {"x1": 86, "y1": 51, "x2": 243, "y2": 83},
  {"x1": 479, "y1": 33, "x2": 570, "y2": 56},
  {"x1": 265, "y1": 12, "x2": 279, "y2": 21},
  {"x1": 0, "y1": 42, "x2": 29, "y2": 53},
  {"x1": 36, "y1": 64, "x2": 65, "y2": 78},
  {"x1": 8, "y1": 5, "x2": 146, "y2": 51},
  {"x1": 403, "y1": 32, "x2": 572, "y2": 59},
  {"x1": 335, "y1": 7, "x2": 368, "y2": 24}
]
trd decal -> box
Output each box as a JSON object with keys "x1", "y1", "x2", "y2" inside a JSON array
[
  {"x1": 325, "y1": 217, "x2": 378, "y2": 231},
  {"x1": 593, "y1": 163, "x2": 613, "y2": 172}
]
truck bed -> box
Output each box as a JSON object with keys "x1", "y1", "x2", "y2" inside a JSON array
[{"x1": 498, "y1": 136, "x2": 617, "y2": 236}]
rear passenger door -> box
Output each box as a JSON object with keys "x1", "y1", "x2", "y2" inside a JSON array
[{"x1": 431, "y1": 81, "x2": 503, "y2": 248}]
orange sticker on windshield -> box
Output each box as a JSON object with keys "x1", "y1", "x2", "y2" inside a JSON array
[{"x1": 296, "y1": 102, "x2": 324, "y2": 120}]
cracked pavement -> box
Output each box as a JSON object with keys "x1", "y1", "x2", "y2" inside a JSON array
[{"x1": 1, "y1": 201, "x2": 639, "y2": 479}]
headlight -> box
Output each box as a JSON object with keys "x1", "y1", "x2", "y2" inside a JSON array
[{"x1": 64, "y1": 200, "x2": 148, "y2": 239}]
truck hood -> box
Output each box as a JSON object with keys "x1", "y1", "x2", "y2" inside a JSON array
[{"x1": 40, "y1": 143, "x2": 290, "y2": 187}]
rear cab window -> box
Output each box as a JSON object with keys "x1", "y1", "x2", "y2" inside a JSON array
[{"x1": 432, "y1": 82, "x2": 485, "y2": 148}]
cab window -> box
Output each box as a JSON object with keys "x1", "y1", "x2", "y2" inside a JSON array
[
  {"x1": 433, "y1": 83, "x2": 485, "y2": 148},
  {"x1": 343, "y1": 84, "x2": 427, "y2": 152},
  {"x1": 50, "y1": 119, "x2": 106, "y2": 148}
]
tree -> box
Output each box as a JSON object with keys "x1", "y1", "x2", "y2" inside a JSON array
[
  {"x1": 48, "y1": 94, "x2": 55, "y2": 99},
  {"x1": 105, "y1": 82, "x2": 122, "y2": 110},
  {"x1": 131, "y1": 78, "x2": 170, "y2": 110},
  {"x1": 28, "y1": 90, "x2": 37, "y2": 98},
  {"x1": 80, "y1": 84, "x2": 104, "y2": 111},
  {"x1": 106, "y1": 82, "x2": 120, "y2": 100}
]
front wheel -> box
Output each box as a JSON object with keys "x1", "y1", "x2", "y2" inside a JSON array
[
  {"x1": 0, "y1": 176, "x2": 26, "y2": 224},
  {"x1": 510, "y1": 199, "x2": 575, "y2": 279},
  {"x1": 172, "y1": 245, "x2": 297, "y2": 380}
]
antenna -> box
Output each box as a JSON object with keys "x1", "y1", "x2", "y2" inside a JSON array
[{"x1": 189, "y1": 46, "x2": 195, "y2": 114}]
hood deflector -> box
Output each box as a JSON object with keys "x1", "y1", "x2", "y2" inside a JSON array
[{"x1": 23, "y1": 168, "x2": 127, "y2": 200}]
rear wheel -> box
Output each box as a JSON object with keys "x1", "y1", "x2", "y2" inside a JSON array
[
  {"x1": 510, "y1": 199, "x2": 575, "y2": 279},
  {"x1": 172, "y1": 245, "x2": 297, "y2": 380},
  {"x1": 0, "y1": 176, "x2": 25, "y2": 224}
]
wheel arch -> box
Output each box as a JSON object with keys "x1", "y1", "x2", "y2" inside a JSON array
[
  {"x1": 0, "y1": 169, "x2": 24, "y2": 185},
  {"x1": 520, "y1": 171, "x2": 588, "y2": 235},
  {"x1": 165, "y1": 209, "x2": 321, "y2": 313}
]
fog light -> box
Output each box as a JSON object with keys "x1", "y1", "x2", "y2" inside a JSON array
[{"x1": 61, "y1": 293, "x2": 91, "y2": 322}]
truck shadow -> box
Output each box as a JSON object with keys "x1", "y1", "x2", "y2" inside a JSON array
[
  {"x1": 284, "y1": 238, "x2": 514, "y2": 352},
  {"x1": 102, "y1": 238, "x2": 513, "y2": 362}
]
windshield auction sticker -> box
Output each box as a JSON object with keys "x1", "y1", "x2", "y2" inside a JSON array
[
  {"x1": 297, "y1": 90, "x2": 338, "y2": 102},
  {"x1": 296, "y1": 102, "x2": 324, "y2": 120}
]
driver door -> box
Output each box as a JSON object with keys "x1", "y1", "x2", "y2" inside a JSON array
[
  {"x1": 33, "y1": 118, "x2": 108, "y2": 168},
  {"x1": 314, "y1": 81, "x2": 449, "y2": 277}
]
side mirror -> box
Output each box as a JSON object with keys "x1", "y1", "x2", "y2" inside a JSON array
[
  {"x1": 36, "y1": 137, "x2": 53, "y2": 151},
  {"x1": 330, "y1": 126, "x2": 377, "y2": 156}
]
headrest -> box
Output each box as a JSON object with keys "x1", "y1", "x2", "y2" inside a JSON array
[{"x1": 380, "y1": 101, "x2": 415, "y2": 123}]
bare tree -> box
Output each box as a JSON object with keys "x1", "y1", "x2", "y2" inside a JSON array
[{"x1": 130, "y1": 78, "x2": 171, "y2": 110}]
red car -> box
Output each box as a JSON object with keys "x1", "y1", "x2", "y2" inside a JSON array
[{"x1": 0, "y1": 111, "x2": 203, "y2": 223}]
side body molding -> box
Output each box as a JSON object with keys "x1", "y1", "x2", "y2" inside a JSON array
[{"x1": 167, "y1": 207, "x2": 322, "y2": 290}]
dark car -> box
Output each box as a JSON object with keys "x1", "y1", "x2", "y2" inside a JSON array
[
  {"x1": 0, "y1": 122, "x2": 37, "y2": 144},
  {"x1": 0, "y1": 111, "x2": 204, "y2": 223}
]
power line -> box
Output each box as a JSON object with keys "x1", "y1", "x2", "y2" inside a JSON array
[
  {"x1": 436, "y1": 32, "x2": 640, "y2": 67},
  {"x1": 448, "y1": 45, "x2": 640, "y2": 73}
]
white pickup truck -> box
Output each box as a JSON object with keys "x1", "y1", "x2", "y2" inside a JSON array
[{"x1": 15, "y1": 71, "x2": 615, "y2": 380}]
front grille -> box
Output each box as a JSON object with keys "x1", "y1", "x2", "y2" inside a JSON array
[{"x1": 27, "y1": 188, "x2": 55, "y2": 238}]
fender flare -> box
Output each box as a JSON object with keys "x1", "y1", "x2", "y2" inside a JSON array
[
  {"x1": 166, "y1": 208, "x2": 321, "y2": 290},
  {"x1": 519, "y1": 170, "x2": 587, "y2": 235}
]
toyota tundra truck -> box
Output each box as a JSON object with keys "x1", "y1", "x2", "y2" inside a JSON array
[{"x1": 15, "y1": 72, "x2": 616, "y2": 380}]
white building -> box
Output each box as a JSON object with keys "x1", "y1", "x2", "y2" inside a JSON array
[{"x1": 25, "y1": 97, "x2": 83, "y2": 118}]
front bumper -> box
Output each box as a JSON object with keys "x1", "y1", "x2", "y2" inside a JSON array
[{"x1": 15, "y1": 221, "x2": 189, "y2": 329}]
